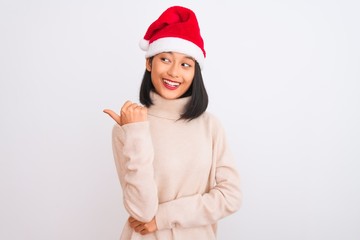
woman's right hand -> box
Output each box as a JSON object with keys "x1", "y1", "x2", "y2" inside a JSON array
[{"x1": 103, "y1": 101, "x2": 148, "y2": 126}]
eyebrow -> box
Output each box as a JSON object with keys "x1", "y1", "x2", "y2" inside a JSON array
[{"x1": 164, "y1": 51, "x2": 195, "y2": 61}]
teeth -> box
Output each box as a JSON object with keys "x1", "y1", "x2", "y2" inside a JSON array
[{"x1": 164, "y1": 79, "x2": 180, "y2": 86}]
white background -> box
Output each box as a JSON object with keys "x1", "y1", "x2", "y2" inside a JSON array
[{"x1": 1, "y1": 0, "x2": 359, "y2": 239}]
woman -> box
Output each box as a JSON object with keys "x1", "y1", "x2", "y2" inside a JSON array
[{"x1": 104, "y1": 5, "x2": 242, "y2": 240}]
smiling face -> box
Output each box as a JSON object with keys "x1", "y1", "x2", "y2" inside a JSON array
[{"x1": 146, "y1": 52, "x2": 195, "y2": 100}]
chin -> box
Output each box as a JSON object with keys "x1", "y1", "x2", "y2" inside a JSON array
[{"x1": 160, "y1": 92, "x2": 182, "y2": 100}]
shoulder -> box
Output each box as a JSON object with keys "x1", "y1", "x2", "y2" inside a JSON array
[
  {"x1": 200, "y1": 111, "x2": 222, "y2": 123},
  {"x1": 198, "y1": 111, "x2": 226, "y2": 132}
]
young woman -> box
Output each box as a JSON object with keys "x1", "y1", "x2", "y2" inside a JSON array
[{"x1": 104, "y1": 6, "x2": 242, "y2": 240}]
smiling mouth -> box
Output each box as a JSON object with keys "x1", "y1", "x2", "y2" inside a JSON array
[{"x1": 163, "y1": 79, "x2": 180, "y2": 90}]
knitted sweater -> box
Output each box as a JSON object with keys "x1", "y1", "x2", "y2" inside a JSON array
[{"x1": 111, "y1": 92, "x2": 242, "y2": 240}]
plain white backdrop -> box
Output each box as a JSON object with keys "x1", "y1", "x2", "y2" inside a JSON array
[{"x1": 1, "y1": 0, "x2": 359, "y2": 239}]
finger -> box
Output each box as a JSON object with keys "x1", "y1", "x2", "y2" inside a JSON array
[
  {"x1": 125, "y1": 102, "x2": 146, "y2": 113},
  {"x1": 128, "y1": 216, "x2": 142, "y2": 223},
  {"x1": 135, "y1": 224, "x2": 145, "y2": 233},
  {"x1": 128, "y1": 217, "x2": 142, "y2": 228},
  {"x1": 103, "y1": 109, "x2": 121, "y2": 125},
  {"x1": 140, "y1": 229, "x2": 149, "y2": 235},
  {"x1": 135, "y1": 105, "x2": 144, "y2": 109},
  {"x1": 130, "y1": 221, "x2": 142, "y2": 229},
  {"x1": 121, "y1": 100, "x2": 134, "y2": 113},
  {"x1": 128, "y1": 217, "x2": 136, "y2": 223},
  {"x1": 127, "y1": 103, "x2": 143, "y2": 112}
]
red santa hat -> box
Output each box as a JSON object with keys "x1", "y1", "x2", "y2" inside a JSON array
[{"x1": 139, "y1": 6, "x2": 206, "y2": 69}]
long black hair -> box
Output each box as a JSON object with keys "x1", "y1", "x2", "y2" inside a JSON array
[{"x1": 139, "y1": 59, "x2": 208, "y2": 121}]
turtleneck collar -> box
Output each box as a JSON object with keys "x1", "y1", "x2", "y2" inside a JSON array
[{"x1": 147, "y1": 91, "x2": 191, "y2": 120}]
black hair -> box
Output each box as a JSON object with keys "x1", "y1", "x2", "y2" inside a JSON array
[{"x1": 139, "y1": 59, "x2": 208, "y2": 121}]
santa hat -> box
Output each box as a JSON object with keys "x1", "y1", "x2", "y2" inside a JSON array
[{"x1": 139, "y1": 6, "x2": 206, "y2": 69}]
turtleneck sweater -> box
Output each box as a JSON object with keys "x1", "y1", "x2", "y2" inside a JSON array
[{"x1": 111, "y1": 92, "x2": 242, "y2": 240}]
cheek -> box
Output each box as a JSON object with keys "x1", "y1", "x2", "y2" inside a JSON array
[
  {"x1": 150, "y1": 72, "x2": 158, "y2": 87},
  {"x1": 184, "y1": 71, "x2": 195, "y2": 83},
  {"x1": 153, "y1": 61, "x2": 167, "y2": 71}
]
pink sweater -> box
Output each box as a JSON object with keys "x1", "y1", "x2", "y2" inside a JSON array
[{"x1": 112, "y1": 92, "x2": 242, "y2": 240}]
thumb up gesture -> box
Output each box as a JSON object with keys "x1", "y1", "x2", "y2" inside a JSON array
[{"x1": 103, "y1": 101, "x2": 147, "y2": 126}]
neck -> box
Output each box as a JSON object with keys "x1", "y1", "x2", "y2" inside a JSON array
[{"x1": 147, "y1": 91, "x2": 191, "y2": 120}]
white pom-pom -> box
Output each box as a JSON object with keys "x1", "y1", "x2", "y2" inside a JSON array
[{"x1": 139, "y1": 39, "x2": 149, "y2": 51}]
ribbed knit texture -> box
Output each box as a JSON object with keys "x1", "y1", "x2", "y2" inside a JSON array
[{"x1": 112, "y1": 92, "x2": 242, "y2": 240}]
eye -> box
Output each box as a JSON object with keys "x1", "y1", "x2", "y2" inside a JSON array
[
  {"x1": 182, "y1": 62, "x2": 192, "y2": 68},
  {"x1": 161, "y1": 57, "x2": 170, "y2": 63}
]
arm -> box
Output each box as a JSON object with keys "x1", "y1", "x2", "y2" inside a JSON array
[
  {"x1": 105, "y1": 101, "x2": 158, "y2": 222},
  {"x1": 155, "y1": 118, "x2": 242, "y2": 229},
  {"x1": 112, "y1": 122, "x2": 158, "y2": 222}
]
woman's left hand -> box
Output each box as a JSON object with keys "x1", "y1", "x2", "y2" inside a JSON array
[{"x1": 128, "y1": 216, "x2": 157, "y2": 235}]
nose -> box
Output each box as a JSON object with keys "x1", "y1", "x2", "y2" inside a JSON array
[{"x1": 167, "y1": 63, "x2": 179, "y2": 78}]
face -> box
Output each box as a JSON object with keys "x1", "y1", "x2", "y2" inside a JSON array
[{"x1": 146, "y1": 52, "x2": 195, "y2": 100}]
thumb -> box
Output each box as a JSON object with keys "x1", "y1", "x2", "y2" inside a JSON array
[{"x1": 103, "y1": 109, "x2": 121, "y2": 125}]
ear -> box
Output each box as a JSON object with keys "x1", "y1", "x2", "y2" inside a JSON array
[{"x1": 146, "y1": 58, "x2": 152, "y2": 72}]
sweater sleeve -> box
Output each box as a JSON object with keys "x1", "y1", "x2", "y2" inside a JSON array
[
  {"x1": 112, "y1": 122, "x2": 158, "y2": 222},
  {"x1": 155, "y1": 118, "x2": 242, "y2": 229}
]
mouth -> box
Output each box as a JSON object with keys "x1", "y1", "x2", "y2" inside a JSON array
[{"x1": 163, "y1": 79, "x2": 180, "y2": 90}]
